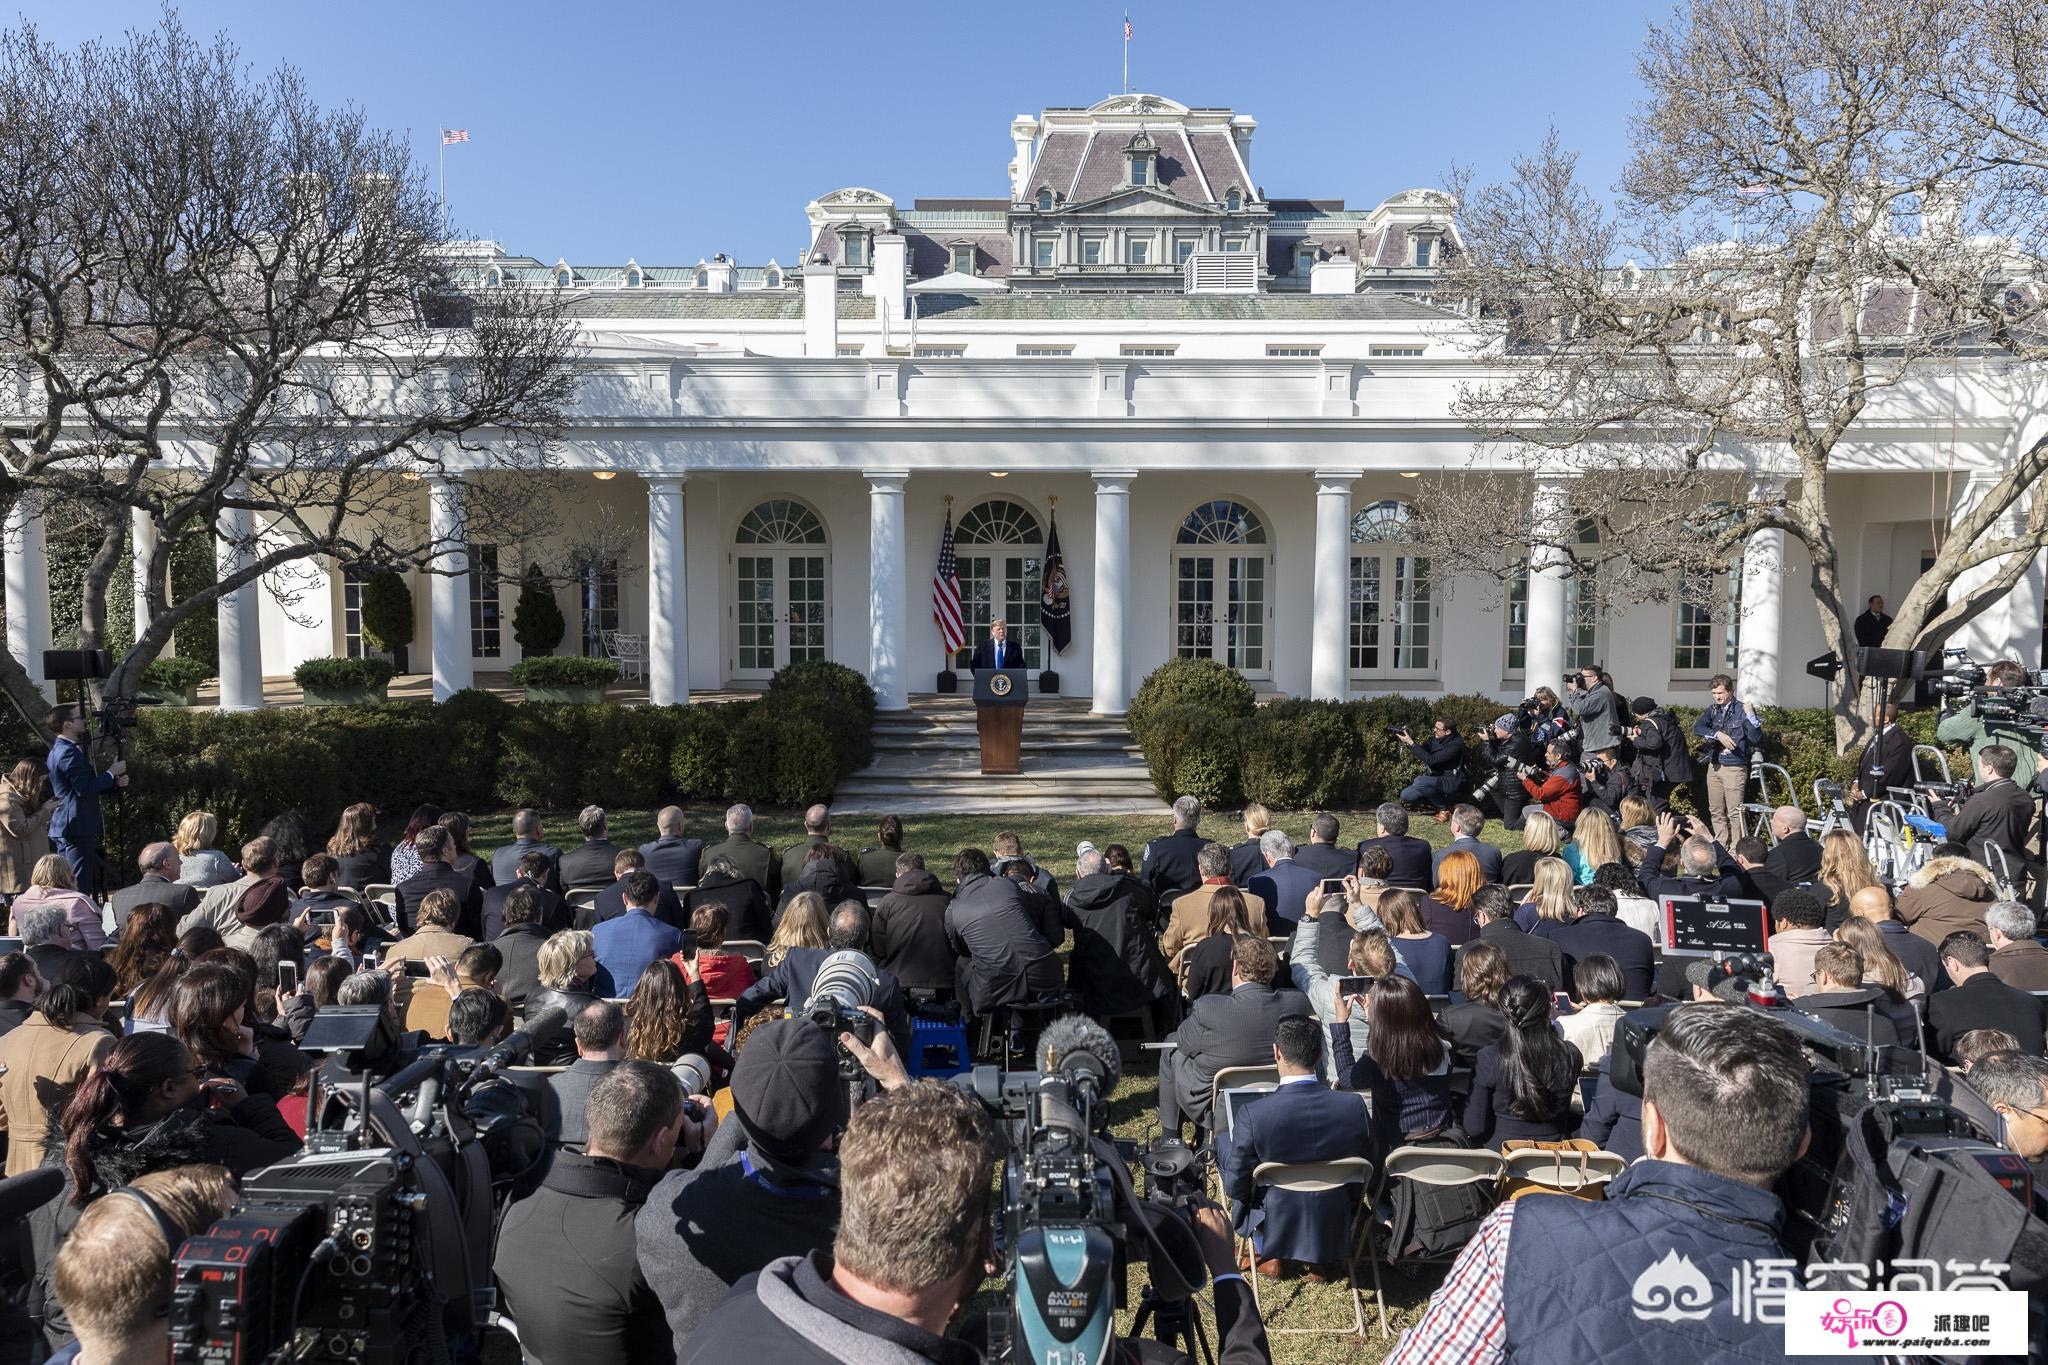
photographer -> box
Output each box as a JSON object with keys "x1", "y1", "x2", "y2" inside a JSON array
[
  {"x1": 45, "y1": 704, "x2": 126, "y2": 898},
  {"x1": 683, "y1": 1080, "x2": 1272, "y2": 1365},
  {"x1": 1937, "y1": 659, "x2": 2046, "y2": 786},
  {"x1": 1624, "y1": 695, "x2": 1691, "y2": 811},
  {"x1": 1518, "y1": 739, "x2": 1583, "y2": 826},
  {"x1": 1566, "y1": 666, "x2": 1624, "y2": 756},
  {"x1": 1394, "y1": 718, "x2": 1466, "y2": 820},
  {"x1": 1577, "y1": 747, "x2": 1626, "y2": 817},
  {"x1": 1476, "y1": 714, "x2": 1542, "y2": 831},
  {"x1": 1391, "y1": 1005, "x2": 1811, "y2": 1363},
  {"x1": 1689, "y1": 675, "x2": 1763, "y2": 848},
  {"x1": 1946, "y1": 744, "x2": 2035, "y2": 875}
]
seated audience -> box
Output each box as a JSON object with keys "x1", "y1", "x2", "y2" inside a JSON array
[
  {"x1": 1898, "y1": 848, "x2": 2000, "y2": 948},
  {"x1": 384, "y1": 889, "x2": 477, "y2": 967},
  {"x1": 778, "y1": 805, "x2": 859, "y2": 893},
  {"x1": 1379, "y1": 888, "x2": 1452, "y2": 997},
  {"x1": 1635, "y1": 814, "x2": 1745, "y2": 903},
  {"x1": 559, "y1": 805, "x2": 626, "y2": 890},
  {"x1": 944, "y1": 849, "x2": 1061, "y2": 1019},
  {"x1": 326, "y1": 801, "x2": 393, "y2": 891},
  {"x1": 1562, "y1": 809, "x2": 1624, "y2": 888},
  {"x1": 1556, "y1": 954, "x2": 1627, "y2": 1070},
  {"x1": 685, "y1": 904, "x2": 758, "y2": 1007},
  {"x1": 1220, "y1": 1015, "x2": 1375, "y2": 1280},
  {"x1": 1357, "y1": 803, "x2": 1433, "y2": 890},
  {"x1": 108, "y1": 903, "x2": 179, "y2": 1001},
  {"x1": 446, "y1": 986, "x2": 511, "y2": 1047},
  {"x1": 1849, "y1": 883, "x2": 1944, "y2": 994},
  {"x1": 281, "y1": 955, "x2": 353, "y2": 1043},
  {"x1": 1986, "y1": 900, "x2": 2048, "y2": 991},
  {"x1": 700, "y1": 803, "x2": 777, "y2": 899},
  {"x1": 1157, "y1": 936, "x2": 1309, "y2": 1140},
  {"x1": 498, "y1": 1061, "x2": 688, "y2": 1365},
  {"x1": 1929, "y1": 932, "x2": 2047, "y2": 1062},
  {"x1": 626, "y1": 958, "x2": 715, "y2": 1067},
  {"x1": 855, "y1": 815, "x2": 910, "y2": 890},
  {"x1": 765, "y1": 891, "x2": 829, "y2": 967},
  {"x1": 1793, "y1": 943, "x2": 1901, "y2": 1047},
  {"x1": 593, "y1": 871, "x2": 683, "y2": 994},
  {"x1": 178, "y1": 837, "x2": 288, "y2": 951},
  {"x1": 991, "y1": 831, "x2": 1059, "y2": 903},
  {"x1": 686, "y1": 854, "x2": 772, "y2": 946},
  {"x1": 736, "y1": 903, "x2": 910, "y2": 1058},
  {"x1": 591, "y1": 849, "x2": 689, "y2": 931},
  {"x1": 1764, "y1": 888, "x2": 1833, "y2": 999},
  {"x1": 286, "y1": 852, "x2": 359, "y2": 922},
  {"x1": 551, "y1": 999, "x2": 630, "y2": 1150},
  {"x1": 1550, "y1": 884, "x2": 1656, "y2": 1002},
  {"x1": 1140, "y1": 795, "x2": 1209, "y2": 898},
  {"x1": 641, "y1": 806, "x2": 705, "y2": 889},
  {"x1": 1329, "y1": 973, "x2": 1459, "y2": 1152},
  {"x1": 1830, "y1": 916, "x2": 1922, "y2": 1041},
  {"x1": 869, "y1": 852, "x2": 953, "y2": 994},
  {"x1": 51, "y1": 1166, "x2": 236, "y2": 1365},
  {"x1": 1181, "y1": 884, "x2": 1258, "y2": 1002},
  {"x1": 0, "y1": 954, "x2": 117, "y2": 1175},
  {"x1": 1970, "y1": 1051, "x2": 2048, "y2": 1173},
  {"x1": 109, "y1": 843, "x2": 198, "y2": 933},
  {"x1": 1424, "y1": 850, "x2": 1483, "y2": 947},
  {"x1": 525, "y1": 930, "x2": 609, "y2": 1065},
  {"x1": 1438, "y1": 941, "x2": 1509, "y2": 1065},
  {"x1": 1433, "y1": 804, "x2": 1503, "y2": 883},
  {"x1": 1462, "y1": 976, "x2": 1581, "y2": 1149},
  {"x1": 491, "y1": 807, "x2": 562, "y2": 890},
  {"x1": 1456, "y1": 884, "x2": 1564, "y2": 994},
  {"x1": 172, "y1": 811, "x2": 236, "y2": 888},
  {"x1": 1397, "y1": 1005, "x2": 1814, "y2": 1360},
  {"x1": 483, "y1": 850, "x2": 570, "y2": 939},
  {"x1": 1293, "y1": 910, "x2": 1399, "y2": 1067},
  {"x1": 1247, "y1": 828, "x2": 1320, "y2": 933},
  {"x1": 12, "y1": 855, "x2": 105, "y2": 952},
  {"x1": 1953, "y1": 1028, "x2": 2021, "y2": 1072},
  {"x1": 1499, "y1": 809, "x2": 1563, "y2": 889},
  {"x1": 491, "y1": 887, "x2": 552, "y2": 1011},
  {"x1": 1228, "y1": 803, "x2": 1274, "y2": 887},
  {"x1": 1515, "y1": 857, "x2": 1576, "y2": 935},
  {"x1": 1000, "y1": 856, "x2": 1062, "y2": 951},
  {"x1": 1816, "y1": 828, "x2": 1880, "y2": 932},
  {"x1": 18, "y1": 898, "x2": 83, "y2": 986},
  {"x1": 0, "y1": 951, "x2": 40, "y2": 1037},
  {"x1": 1161, "y1": 843, "x2": 1270, "y2": 970},
  {"x1": 1295, "y1": 812, "x2": 1357, "y2": 882},
  {"x1": 394, "y1": 825, "x2": 485, "y2": 939},
  {"x1": 1593, "y1": 861, "x2": 1661, "y2": 946},
  {"x1": 1061, "y1": 848, "x2": 1172, "y2": 1027}
]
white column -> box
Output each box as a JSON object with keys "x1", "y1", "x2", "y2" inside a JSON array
[
  {"x1": 1736, "y1": 478, "x2": 1787, "y2": 705},
  {"x1": 1310, "y1": 471, "x2": 1359, "y2": 700},
  {"x1": 130, "y1": 506, "x2": 161, "y2": 652},
  {"x1": 1523, "y1": 475, "x2": 1569, "y2": 690},
  {"x1": 866, "y1": 471, "x2": 910, "y2": 711},
  {"x1": 1091, "y1": 471, "x2": 1137, "y2": 715},
  {"x1": 645, "y1": 474, "x2": 690, "y2": 706},
  {"x1": 214, "y1": 486, "x2": 263, "y2": 711},
  {"x1": 1948, "y1": 471, "x2": 2028, "y2": 665},
  {"x1": 4, "y1": 497, "x2": 51, "y2": 700},
  {"x1": 426, "y1": 476, "x2": 473, "y2": 702}
]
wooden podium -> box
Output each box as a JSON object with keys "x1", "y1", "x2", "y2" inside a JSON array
[{"x1": 972, "y1": 667, "x2": 1028, "y2": 774}]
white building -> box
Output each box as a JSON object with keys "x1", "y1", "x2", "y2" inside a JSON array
[{"x1": 14, "y1": 93, "x2": 2040, "y2": 714}]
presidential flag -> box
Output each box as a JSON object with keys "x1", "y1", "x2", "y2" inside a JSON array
[
  {"x1": 1041, "y1": 510, "x2": 1072, "y2": 653},
  {"x1": 933, "y1": 509, "x2": 965, "y2": 656}
]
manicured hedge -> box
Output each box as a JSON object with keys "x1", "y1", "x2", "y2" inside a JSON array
[
  {"x1": 508, "y1": 654, "x2": 621, "y2": 687},
  {"x1": 142, "y1": 656, "x2": 212, "y2": 690},
  {"x1": 292, "y1": 656, "x2": 395, "y2": 691}
]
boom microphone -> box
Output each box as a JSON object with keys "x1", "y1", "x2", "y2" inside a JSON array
[{"x1": 1038, "y1": 1014, "x2": 1121, "y2": 1093}]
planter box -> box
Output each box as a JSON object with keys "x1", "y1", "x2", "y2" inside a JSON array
[
  {"x1": 138, "y1": 684, "x2": 201, "y2": 708},
  {"x1": 936, "y1": 670, "x2": 959, "y2": 694},
  {"x1": 302, "y1": 683, "x2": 389, "y2": 707},
  {"x1": 523, "y1": 684, "x2": 608, "y2": 704}
]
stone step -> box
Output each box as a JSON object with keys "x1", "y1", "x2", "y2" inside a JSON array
[{"x1": 836, "y1": 696, "x2": 1151, "y2": 813}]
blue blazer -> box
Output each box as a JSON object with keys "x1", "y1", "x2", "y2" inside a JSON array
[
  {"x1": 591, "y1": 909, "x2": 681, "y2": 998},
  {"x1": 1219, "y1": 1078, "x2": 1374, "y2": 1265},
  {"x1": 48, "y1": 736, "x2": 114, "y2": 845},
  {"x1": 1247, "y1": 859, "x2": 1325, "y2": 933}
]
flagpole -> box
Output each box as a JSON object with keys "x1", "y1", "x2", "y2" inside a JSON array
[
  {"x1": 1122, "y1": 12, "x2": 1130, "y2": 94},
  {"x1": 438, "y1": 129, "x2": 446, "y2": 214}
]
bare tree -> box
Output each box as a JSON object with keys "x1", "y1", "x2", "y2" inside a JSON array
[
  {"x1": 0, "y1": 15, "x2": 581, "y2": 731},
  {"x1": 1408, "y1": 0, "x2": 2048, "y2": 749}
]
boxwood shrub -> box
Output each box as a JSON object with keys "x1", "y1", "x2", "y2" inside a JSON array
[
  {"x1": 508, "y1": 655, "x2": 621, "y2": 688},
  {"x1": 141, "y1": 656, "x2": 212, "y2": 692},
  {"x1": 1127, "y1": 658, "x2": 1256, "y2": 747},
  {"x1": 1140, "y1": 702, "x2": 1245, "y2": 808},
  {"x1": 1240, "y1": 699, "x2": 1363, "y2": 810},
  {"x1": 291, "y1": 656, "x2": 395, "y2": 692}
]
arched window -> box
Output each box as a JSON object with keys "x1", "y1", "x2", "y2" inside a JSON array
[
  {"x1": 1349, "y1": 500, "x2": 1432, "y2": 675},
  {"x1": 485, "y1": 267, "x2": 504, "y2": 288},
  {"x1": 956, "y1": 498, "x2": 1043, "y2": 546},
  {"x1": 1177, "y1": 500, "x2": 1266, "y2": 545},
  {"x1": 625, "y1": 266, "x2": 643, "y2": 288},
  {"x1": 765, "y1": 267, "x2": 782, "y2": 288},
  {"x1": 1036, "y1": 187, "x2": 1054, "y2": 211},
  {"x1": 1225, "y1": 188, "x2": 1243, "y2": 212},
  {"x1": 555, "y1": 268, "x2": 573, "y2": 287},
  {"x1": 735, "y1": 499, "x2": 826, "y2": 545},
  {"x1": 694, "y1": 267, "x2": 709, "y2": 288}
]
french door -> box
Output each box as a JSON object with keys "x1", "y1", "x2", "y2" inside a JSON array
[
  {"x1": 734, "y1": 551, "x2": 828, "y2": 679},
  {"x1": 1174, "y1": 551, "x2": 1270, "y2": 678},
  {"x1": 960, "y1": 552, "x2": 1044, "y2": 670}
]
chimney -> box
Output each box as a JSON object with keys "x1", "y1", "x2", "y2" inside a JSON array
[
  {"x1": 1010, "y1": 114, "x2": 1039, "y2": 200},
  {"x1": 803, "y1": 250, "x2": 838, "y2": 356},
  {"x1": 1310, "y1": 250, "x2": 1355, "y2": 296},
  {"x1": 704, "y1": 251, "x2": 736, "y2": 292},
  {"x1": 872, "y1": 233, "x2": 908, "y2": 331},
  {"x1": 1230, "y1": 114, "x2": 1257, "y2": 171}
]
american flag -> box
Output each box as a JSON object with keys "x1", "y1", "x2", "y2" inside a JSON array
[
  {"x1": 441, "y1": 128, "x2": 470, "y2": 145},
  {"x1": 1124, "y1": 14, "x2": 1133, "y2": 39},
  {"x1": 933, "y1": 509, "x2": 965, "y2": 655}
]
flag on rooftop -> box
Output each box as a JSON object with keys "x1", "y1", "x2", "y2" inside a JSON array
[{"x1": 441, "y1": 129, "x2": 470, "y2": 145}]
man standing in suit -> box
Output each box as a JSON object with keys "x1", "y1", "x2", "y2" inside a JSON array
[
  {"x1": 1293, "y1": 814, "x2": 1355, "y2": 882},
  {"x1": 394, "y1": 825, "x2": 485, "y2": 938},
  {"x1": 592, "y1": 872, "x2": 682, "y2": 998},
  {"x1": 1763, "y1": 806, "x2": 1822, "y2": 885},
  {"x1": 640, "y1": 808, "x2": 704, "y2": 888},
  {"x1": 46, "y1": 704, "x2": 124, "y2": 897},
  {"x1": 1355, "y1": 804, "x2": 1432, "y2": 890},
  {"x1": 1432, "y1": 805, "x2": 1503, "y2": 883},
  {"x1": 108, "y1": 842, "x2": 198, "y2": 933},
  {"x1": 483, "y1": 850, "x2": 570, "y2": 939},
  {"x1": 1158, "y1": 936, "x2": 1310, "y2": 1139},
  {"x1": 557, "y1": 806, "x2": 624, "y2": 890},
  {"x1": 969, "y1": 618, "x2": 1018, "y2": 671},
  {"x1": 1928, "y1": 931, "x2": 2048, "y2": 1061},
  {"x1": 1851, "y1": 704, "x2": 1914, "y2": 823},
  {"x1": 490, "y1": 809, "x2": 562, "y2": 890},
  {"x1": 701, "y1": 804, "x2": 778, "y2": 897},
  {"x1": 1247, "y1": 830, "x2": 1321, "y2": 935},
  {"x1": 1141, "y1": 795, "x2": 1209, "y2": 898},
  {"x1": 1853, "y1": 594, "x2": 1893, "y2": 649},
  {"x1": 1219, "y1": 1015, "x2": 1374, "y2": 1279}
]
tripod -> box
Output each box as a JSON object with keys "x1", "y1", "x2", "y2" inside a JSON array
[{"x1": 1128, "y1": 1285, "x2": 1215, "y2": 1365}]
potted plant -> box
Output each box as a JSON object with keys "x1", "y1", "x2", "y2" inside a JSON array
[
  {"x1": 512, "y1": 563, "x2": 565, "y2": 658},
  {"x1": 293, "y1": 655, "x2": 395, "y2": 706},
  {"x1": 138, "y1": 656, "x2": 212, "y2": 707},
  {"x1": 359, "y1": 570, "x2": 414, "y2": 674},
  {"x1": 509, "y1": 654, "x2": 618, "y2": 704}
]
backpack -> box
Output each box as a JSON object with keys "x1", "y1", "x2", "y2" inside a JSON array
[{"x1": 1384, "y1": 1162, "x2": 1499, "y2": 1259}]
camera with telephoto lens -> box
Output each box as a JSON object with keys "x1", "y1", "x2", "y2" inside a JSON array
[
  {"x1": 955, "y1": 1017, "x2": 1210, "y2": 1365},
  {"x1": 803, "y1": 950, "x2": 880, "y2": 1083},
  {"x1": 167, "y1": 1004, "x2": 566, "y2": 1364}
]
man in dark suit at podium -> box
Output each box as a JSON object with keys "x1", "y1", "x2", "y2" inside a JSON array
[{"x1": 970, "y1": 619, "x2": 1019, "y2": 671}]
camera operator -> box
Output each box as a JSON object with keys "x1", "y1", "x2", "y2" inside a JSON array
[
  {"x1": 1624, "y1": 696, "x2": 1690, "y2": 812},
  {"x1": 1969, "y1": 1051, "x2": 2048, "y2": 1193},
  {"x1": 1689, "y1": 675, "x2": 1762, "y2": 848},
  {"x1": 1391, "y1": 1005, "x2": 1811, "y2": 1363},
  {"x1": 683, "y1": 1080, "x2": 1273, "y2": 1365},
  {"x1": 733, "y1": 902, "x2": 913, "y2": 1059},
  {"x1": 1474, "y1": 714, "x2": 1541, "y2": 832},
  {"x1": 1937, "y1": 659, "x2": 2046, "y2": 786},
  {"x1": 496, "y1": 1061, "x2": 691, "y2": 1365},
  {"x1": 49, "y1": 1166, "x2": 235, "y2": 1365},
  {"x1": 1577, "y1": 747, "x2": 1626, "y2": 817},
  {"x1": 44, "y1": 705, "x2": 126, "y2": 899},
  {"x1": 1518, "y1": 738, "x2": 1583, "y2": 827},
  {"x1": 1394, "y1": 718, "x2": 1466, "y2": 821},
  {"x1": 1947, "y1": 744, "x2": 2035, "y2": 876},
  {"x1": 1525, "y1": 686, "x2": 1573, "y2": 749},
  {"x1": 1565, "y1": 666, "x2": 1624, "y2": 756}
]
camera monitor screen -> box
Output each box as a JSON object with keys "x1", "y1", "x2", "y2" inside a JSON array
[{"x1": 1661, "y1": 895, "x2": 1770, "y2": 955}]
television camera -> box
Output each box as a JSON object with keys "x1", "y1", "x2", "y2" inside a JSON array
[
  {"x1": 1607, "y1": 959, "x2": 2048, "y2": 1289},
  {"x1": 1931, "y1": 651, "x2": 2048, "y2": 743},
  {"x1": 167, "y1": 1004, "x2": 565, "y2": 1365},
  {"x1": 954, "y1": 1016, "x2": 1211, "y2": 1365}
]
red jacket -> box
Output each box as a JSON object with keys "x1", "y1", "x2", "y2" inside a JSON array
[{"x1": 1522, "y1": 768, "x2": 1584, "y2": 824}]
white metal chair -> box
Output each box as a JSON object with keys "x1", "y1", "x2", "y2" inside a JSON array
[
  {"x1": 1744, "y1": 760, "x2": 1798, "y2": 841},
  {"x1": 605, "y1": 630, "x2": 647, "y2": 682},
  {"x1": 1240, "y1": 1157, "x2": 1379, "y2": 1339},
  {"x1": 565, "y1": 887, "x2": 603, "y2": 914}
]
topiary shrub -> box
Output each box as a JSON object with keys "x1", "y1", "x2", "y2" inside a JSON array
[
  {"x1": 773, "y1": 715, "x2": 842, "y2": 806},
  {"x1": 292, "y1": 656, "x2": 396, "y2": 693},
  {"x1": 359, "y1": 571, "x2": 414, "y2": 655},
  {"x1": 765, "y1": 660, "x2": 877, "y2": 775},
  {"x1": 142, "y1": 656, "x2": 212, "y2": 691},
  {"x1": 1141, "y1": 702, "x2": 1244, "y2": 807},
  {"x1": 728, "y1": 708, "x2": 789, "y2": 807},
  {"x1": 512, "y1": 563, "x2": 565, "y2": 657},
  {"x1": 671, "y1": 703, "x2": 742, "y2": 799},
  {"x1": 1127, "y1": 658, "x2": 1256, "y2": 746},
  {"x1": 508, "y1": 655, "x2": 621, "y2": 688},
  {"x1": 1240, "y1": 699, "x2": 1363, "y2": 810}
]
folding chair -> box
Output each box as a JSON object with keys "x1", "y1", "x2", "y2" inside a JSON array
[
  {"x1": 1365, "y1": 1147, "x2": 1505, "y2": 1339},
  {"x1": 724, "y1": 938, "x2": 768, "y2": 970},
  {"x1": 1239, "y1": 1157, "x2": 1379, "y2": 1339},
  {"x1": 565, "y1": 887, "x2": 603, "y2": 915},
  {"x1": 1505, "y1": 883, "x2": 1533, "y2": 903},
  {"x1": 1501, "y1": 1146, "x2": 1628, "y2": 1198},
  {"x1": 1203, "y1": 1065, "x2": 1282, "y2": 1182},
  {"x1": 364, "y1": 882, "x2": 399, "y2": 914}
]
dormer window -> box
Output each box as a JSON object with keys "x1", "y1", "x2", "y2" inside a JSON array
[
  {"x1": 1225, "y1": 188, "x2": 1243, "y2": 212},
  {"x1": 625, "y1": 263, "x2": 643, "y2": 288},
  {"x1": 1409, "y1": 224, "x2": 1445, "y2": 269},
  {"x1": 1413, "y1": 238, "x2": 1433, "y2": 267},
  {"x1": 1036, "y1": 187, "x2": 1054, "y2": 211},
  {"x1": 1124, "y1": 131, "x2": 1157, "y2": 188},
  {"x1": 765, "y1": 266, "x2": 782, "y2": 288},
  {"x1": 694, "y1": 267, "x2": 708, "y2": 288},
  {"x1": 950, "y1": 244, "x2": 975, "y2": 275},
  {"x1": 1296, "y1": 246, "x2": 1316, "y2": 277},
  {"x1": 555, "y1": 267, "x2": 572, "y2": 287},
  {"x1": 485, "y1": 267, "x2": 504, "y2": 288},
  {"x1": 841, "y1": 230, "x2": 868, "y2": 268}
]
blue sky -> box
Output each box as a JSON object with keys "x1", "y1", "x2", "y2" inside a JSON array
[{"x1": 28, "y1": 0, "x2": 1669, "y2": 264}]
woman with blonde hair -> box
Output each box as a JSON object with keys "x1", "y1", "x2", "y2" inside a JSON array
[
  {"x1": 1817, "y1": 829, "x2": 1880, "y2": 931},
  {"x1": 524, "y1": 929, "x2": 603, "y2": 1064},
  {"x1": 1563, "y1": 809, "x2": 1624, "y2": 886},
  {"x1": 1615, "y1": 794, "x2": 1658, "y2": 867},
  {"x1": 0, "y1": 758, "x2": 52, "y2": 896},
  {"x1": 1515, "y1": 858, "x2": 1577, "y2": 935},
  {"x1": 1500, "y1": 809, "x2": 1562, "y2": 887},
  {"x1": 173, "y1": 813, "x2": 235, "y2": 889},
  {"x1": 766, "y1": 891, "x2": 828, "y2": 968},
  {"x1": 1231, "y1": 803, "x2": 1274, "y2": 884},
  {"x1": 11, "y1": 854, "x2": 106, "y2": 950}
]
